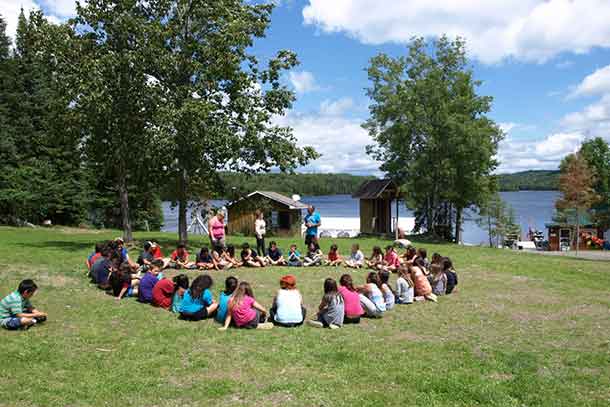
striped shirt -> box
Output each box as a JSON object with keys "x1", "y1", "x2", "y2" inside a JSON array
[{"x1": 0, "y1": 291, "x2": 31, "y2": 319}]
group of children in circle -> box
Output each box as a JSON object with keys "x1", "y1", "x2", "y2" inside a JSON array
[{"x1": 86, "y1": 237, "x2": 458, "y2": 330}]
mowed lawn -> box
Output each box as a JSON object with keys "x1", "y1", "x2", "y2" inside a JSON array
[{"x1": 1, "y1": 227, "x2": 609, "y2": 407}]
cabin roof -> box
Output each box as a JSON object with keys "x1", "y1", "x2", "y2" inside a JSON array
[
  {"x1": 226, "y1": 190, "x2": 308, "y2": 210},
  {"x1": 352, "y1": 179, "x2": 397, "y2": 199}
]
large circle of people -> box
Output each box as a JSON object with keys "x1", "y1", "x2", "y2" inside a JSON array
[{"x1": 86, "y1": 235, "x2": 458, "y2": 331}]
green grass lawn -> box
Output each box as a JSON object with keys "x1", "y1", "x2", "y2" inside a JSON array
[{"x1": 1, "y1": 226, "x2": 609, "y2": 406}]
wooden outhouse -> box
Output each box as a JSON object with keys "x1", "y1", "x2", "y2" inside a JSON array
[
  {"x1": 226, "y1": 191, "x2": 308, "y2": 237},
  {"x1": 352, "y1": 179, "x2": 398, "y2": 236}
]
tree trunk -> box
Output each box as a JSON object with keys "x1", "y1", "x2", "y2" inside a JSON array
[
  {"x1": 118, "y1": 174, "x2": 133, "y2": 243},
  {"x1": 178, "y1": 168, "x2": 188, "y2": 243},
  {"x1": 488, "y1": 214, "x2": 493, "y2": 248},
  {"x1": 575, "y1": 208, "x2": 580, "y2": 257},
  {"x1": 455, "y1": 206, "x2": 463, "y2": 244}
]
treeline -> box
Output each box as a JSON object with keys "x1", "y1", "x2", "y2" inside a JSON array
[
  {"x1": 497, "y1": 170, "x2": 560, "y2": 191},
  {"x1": 167, "y1": 173, "x2": 375, "y2": 199},
  {"x1": 0, "y1": 2, "x2": 316, "y2": 242}
]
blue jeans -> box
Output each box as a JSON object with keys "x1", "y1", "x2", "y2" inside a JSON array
[{"x1": 1, "y1": 317, "x2": 22, "y2": 330}]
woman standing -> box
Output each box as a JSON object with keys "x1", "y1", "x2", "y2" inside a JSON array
[
  {"x1": 254, "y1": 210, "x2": 266, "y2": 256},
  {"x1": 208, "y1": 211, "x2": 226, "y2": 250}
]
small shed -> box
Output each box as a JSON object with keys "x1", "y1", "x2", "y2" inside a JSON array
[
  {"x1": 352, "y1": 179, "x2": 398, "y2": 236},
  {"x1": 226, "y1": 191, "x2": 308, "y2": 237},
  {"x1": 545, "y1": 212, "x2": 604, "y2": 251}
]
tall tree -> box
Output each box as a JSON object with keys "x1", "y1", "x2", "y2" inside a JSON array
[
  {"x1": 579, "y1": 137, "x2": 610, "y2": 229},
  {"x1": 73, "y1": 0, "x2": 163, "y2": 241},
  {"x1": 556, "y1": 153, "x2": 599, "y2": 256},
  {"x1": 476, "y1": 193, "x2": 508, "y2": 248},
  {"x1": 364, "y1": 36, "x2": 502, "y2": 242},
  {"x1": 150, "y1": 0, "x2": 317, "y2": 242}
]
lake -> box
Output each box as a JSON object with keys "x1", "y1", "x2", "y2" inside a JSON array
[{"x1": 161, "y1": 190, "x2": 560, "y2": 245}]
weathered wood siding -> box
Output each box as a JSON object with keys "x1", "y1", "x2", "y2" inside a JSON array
[{"x1": 227, "y1": 197, "x2": 303, "y2": 237}]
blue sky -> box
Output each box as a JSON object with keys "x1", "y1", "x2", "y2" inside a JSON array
[{"x1": 3, "y1": 0, "x2": 610, "y2": 175}]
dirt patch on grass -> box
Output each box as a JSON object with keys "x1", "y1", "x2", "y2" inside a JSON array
[{"x1": 489, "y1": 372, "x2": 514, "y2": 381}]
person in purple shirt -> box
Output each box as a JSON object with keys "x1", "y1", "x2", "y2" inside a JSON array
[{"x1": 138, "y1": 259, "x2": 164, "y2": 303}]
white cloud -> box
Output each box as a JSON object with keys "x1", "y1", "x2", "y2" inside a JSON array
[
  {"x1": 274, "y1": 99, "x2": 380, "y2": 174},
  {"x1": 570, "y1": 65, "x2": 610, "y2": 98},
  {"x1": 496, "y1": 132, "x2": 583, "y2": 173},
  {"x1": 0, "y1": 0, "x2": 76, "y2": 41},
  {"x1": 302, "y1": 0, "x2": 610, "y2": 64},
  {"x1": 288, "y1": 70, "x2": 319, "y2": 94},
  {"x1": 319, "y1": 97, "x2": 354, "y2": 116}
]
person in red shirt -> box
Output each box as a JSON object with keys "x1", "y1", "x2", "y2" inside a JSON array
[
  {"x1": 170, "y1": 243, "x2": 195, "y2": 269},
  {"x1": 151, "y1": 241, "x2": 163, "y2": 259}
]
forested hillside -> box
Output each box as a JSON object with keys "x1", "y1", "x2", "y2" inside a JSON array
[{"x1": 497, "y1": 170, "x2": 559, "y2": 191}]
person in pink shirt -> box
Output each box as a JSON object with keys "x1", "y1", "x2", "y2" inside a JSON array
[
  {"x1": 218, "y1": 282, "x2": 273, "y2": 330},
  {"x1": 383, "y1": 245, "x2": 401, "y2": 272},
  {"x1": 208, "y1": 211, "x2": 226, "y2": 250},
  {"x1": 338, "y1": 274, "x2": 364, "y2": 324}
]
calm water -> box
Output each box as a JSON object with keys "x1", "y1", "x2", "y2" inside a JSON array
[{"x1": 162, "y1": 191, "x2": 560, "y2": 245}]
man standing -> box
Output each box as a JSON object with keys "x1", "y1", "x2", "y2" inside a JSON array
[{"x1": 304, "y1": 205, "x2": 321, "y2": 246}]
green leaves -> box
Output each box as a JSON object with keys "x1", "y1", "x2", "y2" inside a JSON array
[{"x1": 364, "y1": 36, "x2": 502, "y2": 241}]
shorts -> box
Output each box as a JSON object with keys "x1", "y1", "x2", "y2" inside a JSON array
[
  {"x1": 1, "y1": 317, "x2": 22, "y2": 330},
  {"x1": 179, "y1": 307, "x2": 209, "y2": 321},
  {"x1": 305, "y1": 234, "x2": 317, "y2": 246}
]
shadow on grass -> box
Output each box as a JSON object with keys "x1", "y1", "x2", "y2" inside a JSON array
[{"x1": 18, "y1": 240, "x2": 93, "y2": 251}]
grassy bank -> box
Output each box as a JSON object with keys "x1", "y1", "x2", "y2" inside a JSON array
[{"x1": 1, "y1": 227, "x2": 609, "y2": 406}]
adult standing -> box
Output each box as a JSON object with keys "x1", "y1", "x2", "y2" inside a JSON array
[
  {"x1": 304, "y1": 205, "x2": 321, "y2": 246},
  {"x1": 208, "y1": 211, "x2": 226, "y2": 251},
  {"x1": 255, "y1": 210, "x2": 266, "y2": 256}
]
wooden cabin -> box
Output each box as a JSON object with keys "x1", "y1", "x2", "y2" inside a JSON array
[
  {"x1": 226, "y1": 191, "x2": 308, "y2": 237},
  {"x1": 545, "y1": 212, "x2": 604, "y2": 251},
  {"x1": 352, "y1": 179, "x2": 398, "y2": 236}
]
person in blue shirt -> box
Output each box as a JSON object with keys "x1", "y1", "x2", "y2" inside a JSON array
[
  {"x1": 216, "y1": 276, "x2": 238, "y2": 324},
  {"x1": 304, "y1": 205, "x2": 321, "y2": 246},
  {"x1": 179, "y1": 275, "x2": 218, "y2": 321}
]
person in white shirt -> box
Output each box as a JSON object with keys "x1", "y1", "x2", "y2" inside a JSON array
[{"x1": 254, "y1": 210, "x2": 267, "y2": 257}]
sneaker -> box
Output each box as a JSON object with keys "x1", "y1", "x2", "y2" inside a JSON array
[
  {"x1": 306, "y1": 320, "x2": 324, "y2": 328},
  {"x1": 328, "y1": 324, "x2": 341, "y2": 330},
  {"x1": 256, "y1": 322, "x2": 274, "y2": 330}
]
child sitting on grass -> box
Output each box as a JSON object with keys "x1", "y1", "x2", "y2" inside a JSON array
[
  {"x1": 138, "y1": 259, "x2": 164, "y2": 304},
  {"x1": 171, "y1": 275, "x2": 190, "y2": 313},
  {"x1": 269, "y1": 275, "x2": 306, "y2": 327},
  {"x1": 338, "y1": 274, "x2": 364, "y2": 324},
  {"x1": 287, "y1": 244, "x2": 303, "y2": 267},
  {"x1": 303, "y1": 242, "x2": 323, "y2": 267},
  {"x1": 212, "y1": 246, "x2": 233, "y2": 270},
  {"x1": 109, "y1": 262, "x2": 138, "y2": 300},
  {"x1": 0, "y1": 279, "x2": 47, "y2": 330},
  {"x1": 443, "y1": 257, "x2": 458, "y2": 294},
  {"x1": 240, "y1": 243, "x2": 266, "y2": 267},
  {"x1": 324, "y1": 244, "x2": 343, "y2": 266},
  {"x1": 344, "y1": 244, "x2": 364, "y2": 269},
  {"x1": 216, "y1": 276, "x2": 238, "y2": 324},
  {"x1": 410, "y1": 261, "x2": 437, "y2": 302},
  {"x1": 219, "y1": 282, "x2": 273, "y2": 330},
  {"x1": 366, "y1": 246, "x2": 384, "y2": 270},
  {"x1": 308, "y1": 278, "x2": 344, "y2": 329},
  {"x1": 152, "y1": 274, "x2": 189, "y2": 310},
  {"x1": 223, "y1": 245, "x2": 242, "y2": 268},
  {"x1": 265, "y1": 241, "x2": 286, "y2": 266},
  {"x1": 395, "y1": 267, "x2": 414, "y2": 304},
  {"x1": 382, "y1": 245, "x2": 401, "y2": 272},
  {"x1": 179, "y1": 275, "x2": 218, "y2": 321},
  {"x1": 170, "y1": 243, "x2": 195, "y2": 269},
  {"x1": 377, "y1": 270, "x2": 395, "y2": 310},
  {"x1": 357, "y1": 272, "x2": 386, "y2": 318},
  {"x1": 196, "y1": 246, "x2": 218, "y2": 270},
  {"x1": 86, "y1": 242, "x2": 104, "y2": 272},
  {"x1": 429, "y1": 264, "x2": 447, "y2": 296}
]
